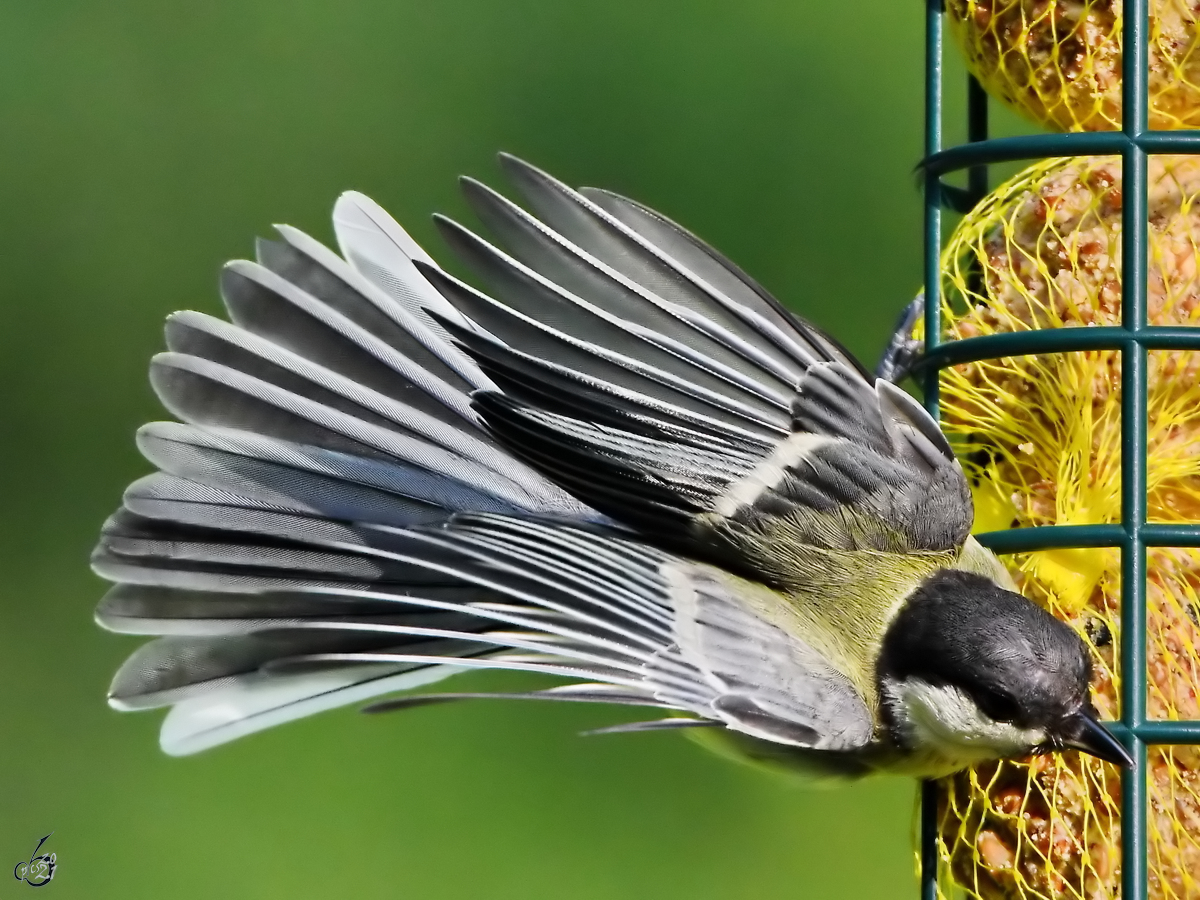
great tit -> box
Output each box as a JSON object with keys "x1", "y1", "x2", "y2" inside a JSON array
[{"x1": 94, "y1": 155, "x2": 1133, "y2": 778}]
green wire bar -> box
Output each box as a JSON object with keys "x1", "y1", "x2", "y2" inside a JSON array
[{"x1": 920, "y1": 0, "x2": 1200, "y2": 897}]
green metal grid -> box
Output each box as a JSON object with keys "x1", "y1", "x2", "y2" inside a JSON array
[{"x1": 919, "y1": 1, "x2": 1200, "y2": 898}]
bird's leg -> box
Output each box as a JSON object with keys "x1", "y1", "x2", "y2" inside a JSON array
[{"x1": 875, "y1": 293, "x2": 924, "y2": 383}]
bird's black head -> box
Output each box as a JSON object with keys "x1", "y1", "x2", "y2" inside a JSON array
[{"x1": 878, "y1": 569, "x2": 1132, "y2": 768}]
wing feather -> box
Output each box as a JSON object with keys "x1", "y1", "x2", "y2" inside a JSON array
[{"x1": 95, "y1": 158, "x2": 972, "y2": 762}]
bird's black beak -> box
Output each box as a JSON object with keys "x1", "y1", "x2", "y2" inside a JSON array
[{"x1": 1060, "y1": 712, "x2": 1135, "y2": 768}]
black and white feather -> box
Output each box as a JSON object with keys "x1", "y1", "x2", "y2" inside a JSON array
[{"x1": 95, "y1": 156, "x2": 969, "y2": 757}]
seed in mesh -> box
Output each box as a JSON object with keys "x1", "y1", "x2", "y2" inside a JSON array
[
  {"x1": 925, "y1": 154, "x2": 1200, "y2": 900},
  {"x1": 945, "y1": 0, "x2": 1200, "y2": 132}
]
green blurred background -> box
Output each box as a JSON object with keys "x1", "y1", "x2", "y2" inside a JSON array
[{"x1": 0, "y1": 1, "x2": 1007, "y2": 897}]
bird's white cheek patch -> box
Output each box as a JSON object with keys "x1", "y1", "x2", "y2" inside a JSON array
[
  {"x1": 889, "y1": 678, "x2": 1046, "y2": 767},
  {"x1": 712, "y1": 433, "x2": 832, "y2": 518}
]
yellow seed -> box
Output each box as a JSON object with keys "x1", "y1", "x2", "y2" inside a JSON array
[{"x1": 977, "y1": 830, "x2": 1015, "y2": 871}]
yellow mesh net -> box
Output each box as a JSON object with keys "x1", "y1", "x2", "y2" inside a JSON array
[
  {"x1": 944, "y1": 0, "x2": 1200, "y2": 131},
  {"x1": 927, "y1": 154, "x2": 1200, "y2": 898}
]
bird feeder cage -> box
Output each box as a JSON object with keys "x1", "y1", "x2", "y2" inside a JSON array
[{"x1": 920, "y1": 1, "x2": 1200, "y2": 898}]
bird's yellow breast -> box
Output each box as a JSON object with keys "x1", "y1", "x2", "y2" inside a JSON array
[{"x1": 750, "y1": 544, "x2": 955, "y2": 720}]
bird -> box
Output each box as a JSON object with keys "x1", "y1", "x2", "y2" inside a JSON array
[{"x1": 92, "y1": 154, "x2": 1134, "y2": 779}]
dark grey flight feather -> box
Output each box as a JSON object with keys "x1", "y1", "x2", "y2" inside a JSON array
[
  {"x1": 499, "y1": 154, "x2": 861, "y2": 377},
  {"x1": 135, "y1": 422, "x2": 542, "y2": 519},
  {"x1": 95, "y1": 156, "x2": 967, "y2": 758},
  {"x1": 430, "y1": 217, "x2": 790, "y2": 440},
  {"x1": 215, "y1": 262, "x2": 479, "y2": 425},
  {"x1": 576, "y1": 184, "x2": 865, "y2": 373},
  {"x1": 362, "y1": 684, "x2": 669, "y2": 714},
  {"x1": 253, "y1": 231, "x2": 482, "y2": 395},
  {"x1": 457, "y1": 176, "x2": 800, "y2": 401}
]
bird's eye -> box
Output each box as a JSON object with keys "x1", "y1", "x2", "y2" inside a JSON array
[{"x1": 978, "y1": 690, "x2": 1021, "y2": 723}]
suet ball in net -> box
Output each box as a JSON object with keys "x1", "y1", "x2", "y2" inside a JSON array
[{"x1": 945, "y1": 0, "x2": 1200, "y2": 131}]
